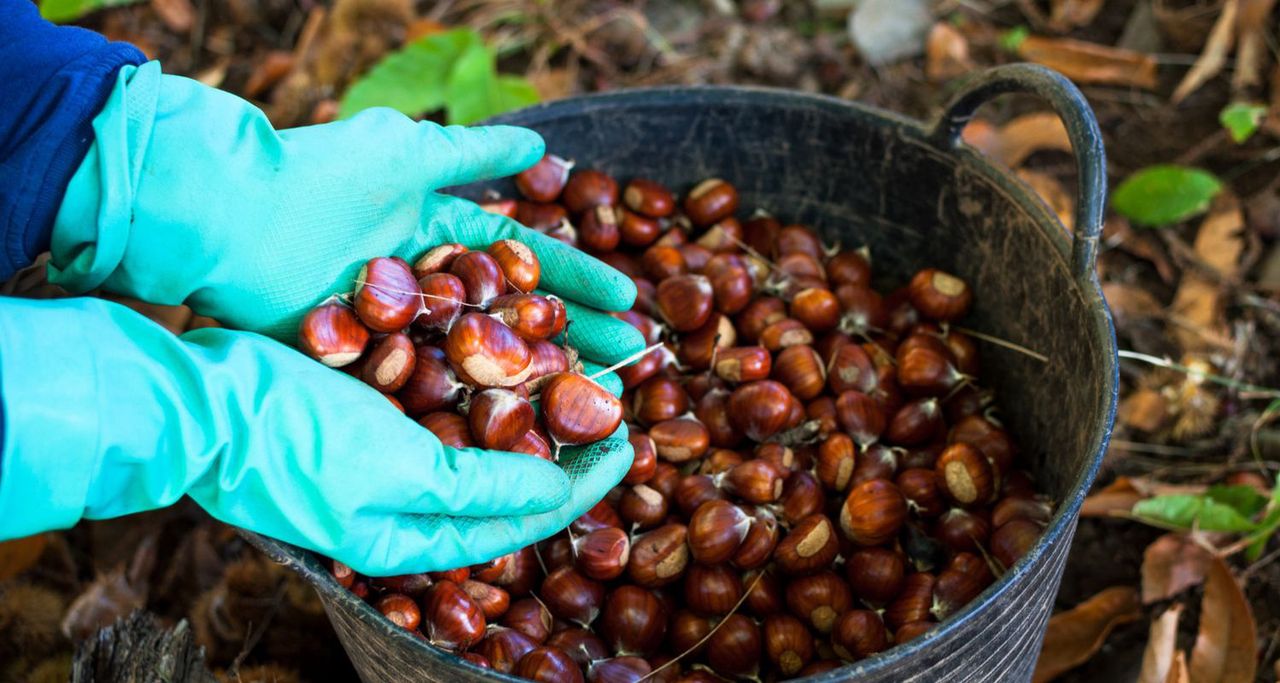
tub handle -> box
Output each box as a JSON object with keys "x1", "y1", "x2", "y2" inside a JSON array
[{"x1": 928, "y1": 63, "x2": 1106, "y2": 284}]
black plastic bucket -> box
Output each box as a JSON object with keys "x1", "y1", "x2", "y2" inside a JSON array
[{"x1": 245, "y1": 63, "x2": 1118, "y2": 682}]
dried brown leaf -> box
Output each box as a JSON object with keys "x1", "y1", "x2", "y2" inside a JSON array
[
  {"x1": 1169, "y1": 650, "x2": 1192, "y2": 682},
  {"x1": 0, "y1": 534, "x2": 48, "y2": 582},
  {"x1": 1081, "y1": 476, "x2": 1144, "y2": 517},
  {"x1": 1104, "y1": 216, "x2": 1178, "y2": 283},
  {"x1": 1000, "y1": 114, "x2": 1074, "y2": 167},
  {"x1": 961, "y1": 119, "x2": 1001, "y2": 155},
  {"x1": 1050, "y1": 0, "x2": 1105, "y2": 31},
  {"x1": 150, "y1": 0, "x2": 195, "y2": 32},
  {"x1": 1034, "y1": 586, "x2": 1143, "y2": 682},
  {"x1": 1119, "y1": 387, "x2": 1171, "y2": 432},
  {"x1": 1017, "y1": 35, "x2": 1158, "y2": 88},
  {"x1": 1169, "y1": 197, "x2": 1244, "y2": 350},
  {"x1": 925, "y1": 23, "x2": 974, "y2": 83},
  {"x1": 1171, "y1": 0, "x2": 1238, "y2": 103},
  {"x1": 405, "y1": 18, "x2": 446, "y2": 42},
  {"x1": 60, "y1": 568, "x2": 147, "y2": 641},
  {"x1": 1142, "y1": 533, "x2": 1210, "y2": 603},
  {"x1": 1140, "y1": 604, "x2": 1184, "y2": 683},
  {"x1": 1188, "y1": 555, "x2": 1257, "y2": 683},
  {"x1": 1017, "y1": 169, "x2": 1074, "y2": 231},
  {"x1": 1102, "y1": 282, "x2": 1163, "y2": 324},
  {"x1": 527, "y1": 68, "x2": 578, "y2": 101},
  {"x1": 243, "y1": 51, "x2": 297, "y2": 100}
]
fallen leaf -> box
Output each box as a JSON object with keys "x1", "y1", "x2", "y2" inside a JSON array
[
  {"x1": 1168, "y1": 195, "x2": 1244, "y2": 350},
  {"x1": 1050, "y1": 0, "x2": 1105, "y2": 31},
  {"x1": 61, "y1": 567, "x2": 147, "y2": 641},
  {"x1": 1169, "y1": 650, "x2": 1192, "y2": 682},
  {"x1": 961, "y1": 119, "x2": 1001, "y2": 154},
  {"x1": 1119, "y1": 387, "x2": 1171, "y2": 432},
  {"x1": 1033, "y1": 586, "x2": 1143, "y2": 682},
  {"x1": 0, "y1": 534, "x2": 48, "y2": 582},
  {"x1": 1017, "y1": 35, "x2": 1158, "y2": 88},
  {"x1": 1188, "y1": 554, "x2": 1257, "y2": 682},
  {"x1": 1104, "y1": 216, "x2": 1178, "y2": 283},
  {"x1": 405, "y1": 18, "x2": 446, "y2": 42},
  {"x1": 243, "y1": 50, "x2": 297, "y2": 99},
  {"x1": 194, "y1": 57, "x2": 231, "y2": 88},
  {"x1": 1141, "y1": 533, "x2": 1210, "y2": 603},
  {"x1": 1255, "y1": 242, "x2": 1280, "y2": 292},
  {"x1": 150, "y1": 0, "x2": 194, "y2": 32},
  {"x1": 1102, "y1": 282, "x2": 1163, "y2": 325},
  {"x1": 1139, "y1": 604, "x2": 1184, "y2": 683},
  {"x1": 1082, "y1": 476, "x2": 1145, "y2": 517},
  {"x1": 526, "y1": 67, "x2": 578, "y2": 101},
  {"x1": 1171, "y1": 0, "x2": 1238, "y2": 103},
  {"x1": 1017, "y1": 169, "x2": 1075, "y2": 231},
  {"x1": 925, "y1": 22, "x2": 974, "y2": 82},
  {"x1": 1232, "y1": 0, "x2": 1277, "y2": 90}
]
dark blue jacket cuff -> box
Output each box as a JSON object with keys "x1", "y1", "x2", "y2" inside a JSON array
[{"x1": 0, "y1": 0, "x2": 145, "y2": 282}]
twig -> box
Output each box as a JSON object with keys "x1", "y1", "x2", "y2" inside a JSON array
[
  {"x1": 638, "y1": 571, "x2": 766, "y2": 681},
  {"x1": 953, "y1": 326, "x2": 1049, "y2": 363},
  {"x1": 1118, "y1": 350, "x2": 1280, "y2": 397}
]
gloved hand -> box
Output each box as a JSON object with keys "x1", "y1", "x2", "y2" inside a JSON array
[
  {"x1": 0, "y1": 297, "x2": 632, "y2": 575},
  {"x1": 48, "y1": 61, "x2": 641, "y2": 368}
]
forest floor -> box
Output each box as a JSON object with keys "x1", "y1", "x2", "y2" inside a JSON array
[{"x1": 3, "y1": 0, "x2": 1280, "y2": 682}]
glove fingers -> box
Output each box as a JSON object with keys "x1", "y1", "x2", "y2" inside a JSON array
[
  {"x1": 414, "y1": 123, "x2": 546, "y2": 189},
  {"x1": 406, "y1": 196, "x2": 637, "y2": 313}
]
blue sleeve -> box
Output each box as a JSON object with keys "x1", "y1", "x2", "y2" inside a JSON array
[{"x1": 0, "y1": 0, "x2": 145, "y2": 281}]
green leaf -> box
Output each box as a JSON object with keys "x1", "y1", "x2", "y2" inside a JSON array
[
  {"x1": 1219, "y1": 103, "x2": 1267, "y2": 144},
  {"x1": 1132, "y1": 494, "x2": 1258, "y2": 533},
  {"x1": 443, "y1": 43, "x2": 539, "y2": 125},
  {"x1": 1206, "y1": 484, "x2": 1269, "y2": 518},
  {"x1": 40, "y1": 0, "x2": 142, "y2": 22},
  {"x1": 1111, "y1": 165, "x2": 1223, "y2": 227},
  {"x1": 999, "y1": 26, "x2": 1030, "y2": 53},
  {"x1": 338, "y1": 28, "x2": 481, "y2": 120}
]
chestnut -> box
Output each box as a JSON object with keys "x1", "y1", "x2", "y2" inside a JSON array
[
  {"x1": 633, "y1": 376, "x2": 690, "y2": 426},
  {"x1": 908, "y1": 268, "x2": 972, "y2": 321},
  {"x1": 815, "y1": 433, "x2": 856, "y2": 492},
  {"x1": 488, "y1": 294, "x2": 559, "y2": 341},
  {"x1": 423, "y1": 580, "x2": 486, "y2": 649},
  {"x1": 688, "y1": 500, "x2": 751, "y2": 565},
  {"x1": 649, "y1": 418, "x2": 711, "y2": 463},
  {"x1": 477, "y1": 626, "x2": 538, "y2": 674},
  {"x1": 932, "y1": 551, "x2": 994, "y2": 619},
  {"x1": 619, "y1": 208, "x2": 664, "y2": 247},
  {"x1": 735, "y1": 297, "x2": 787, "y2": 342},
  {"x1": 468, "y1": 388, "x2": 535, "y2": 450},
  {"x1": 588, "y1": 657, "x2": 652, "y2": 683},
  {"x1": 667, "y1": 609, "x2": 713, "y2": 656},
  {"x1": 460, "y1": 580, "x2": 511, "y2": 620},
  {"x1": 845, "y1": 547, "x2": 906, "y2": 603},
  {"x1": 412, "y1": 243, "x2": 468, "y2": 279},
  {"x1": 676, "y1": 314, "x2": 736, "y2": 370},
  {"x1": 826, "y1": 342, "x2": 877, "y2": 395},
  {"x1": 470, "y1": 553, "x2": 513, "y2": 583},
  {"x1": 896, "y1": 468, "x2": 947, "y2": 518},
  {"x1": 731, "y1": 507, "x2": 781, "y2": 570},
  {"x1": 461, "y1": 652, "x2": 491, "y2": 669},
  {"x1": 790, "y1": 287, "x2": 841, "y2": 332},
  {"x1": 562, "y1": 169, "x2": 619, "y2": 213},
  {"x1": 722, "y1": 459, "x2": 785, "y2": 504},
  {"x1": 624, "y1": 178, "x2": 676, "y2": 217},
  {"x1": 375, "y1": 593, "x2": 421, "y2": 631},
  {"x1": 683, "y1": 178, "x2": 739, "y2": 227},
  {"x1": 488, "y1": 239, "x2": 541, "y2": 293},
  {"x1": 572, "y1": 499, "x2": 624, "y2": 534},
  {"x1": 852, "y1": 443, "x2": 900, "y2": 484},
  {"x1": 642, "y1": 245, "x2": 687, "y2": 281},
  {"x1": 509, "y1": 428, "x2": 554, "y2": 460},
  {"x1": 713, "y1": 346, "x2": 772, "y2": 383},
  {"x1": 884, "y1": 572, "x2": 936, "y2": 629},
  {"x1": 991, "y1": 518, "x2": 1042, "y2": 569},
  {"x1": 705, "y1": 614, "x2": 760, "y2": 679},
  {"x1": 727, "y1": 380, "x2": 794, "y2": 442},
  {"x1": 600, "y1": 585, "x2": 668, "y2": 656},
  {"x1": 542, "y1": 372, "x2": 624, "y2": 445},
  {"x1": 696, "y1": 216, "x2": 744, "y2": 253},
  {"x1": 933, "y1": 507, "x2": 992, "y2": 554},
  {"x1": 354, "y1": 257, "x2": 421, "y2": 332},
  {"x1": 415, "y1": 272, "x2": 467, "y2": 331},
  {"x1": 778, "y1": 470, "x2": 827, "y2": 526},
  {"x1": 397, "y1": 346, "x2": 465, "y2": 415},
  {"x1": 949, "y1": 414, "x2": 1018, "y2": 475},
  {"x1": 992, "y1": 496, "x2": 1054, "y2": 527},
  {"x1": 771, "y1": 344, "x2": 827, "y2": 400},
  {"x1": 831, "y1": 609, "x2": 889, "y2": 661},
  {"x1": 573, "y1": 527, "x2": 631, "y2": 581},
  {"x1": 299, "y1": 303, "x2": 370, "y2": 367},
  {"x1": 897, "y1": 345, "x2": 965, "y2": 396},
  {"x1": 541, "y1": 566, "x2": 605, "y2": 626},
  {"x1": 784, "y1": 571, "x2": 853, "y2": 633},
  {"x1": 444, "y1": 313, "x2": 533, "y2": 387},
  {"x1": 695, "y1": 388, "x2": 745, "y2": 448},
  {"x1": 547, "y1": 628, "x2": 608, "y2": 669},
  {"x1": 754, "y1": 442, "x2": 798, "y2": 477},
  {"x1": 886, "y1": 398, "x2": 944, "y2": 446},
  {"x1": 503, "y1": 597, "x2": 553, "y2": 643},
  {"x1": 656, "y1": 274, "x2": 714, "y2": 332},
  {"x1": 675, "y1": 474, "x2": 725, "y2": 518},
  {"x1": 628, "y1": 524, "x2": 690, "y2": 587},
  {"x1": 581, "y1": 205, "x2": 623, "y2": 252},
  {"x1": 515, "y1": 153, "x2": 573, "y2": 202},
  {"x1": 826, "y1": 249, "x2": 871, "y2": 287},
  {"x1": 448, "y1": 251, "x2": 504, "y2": 307},
  {"x1": 619, "y1": 484, "x2": 669, "y2": 530},
  {"x1": 839, "y1": 478, "x2": 907, "y2": 546},
  {"x1": 516, "y1": 646, "x2": 585, "y2": 683},
  {"x1": 419, "y1": 411, "x2": 475, "y2": 448},
  {"x1": 759, "y1": 318, "x2": 814, "y2": 351},
  {"x1": 494, "y1": 547, "x2": 542, "y2": 597},
  {"x1": 763, "y1": 614, "x2": 815, "y2": 676},
  {"x1": 935, "y1": 442, "x2": 996, "y2": 507},
  {"x1": 624, "y1": 431, "x2": 659, "y2": 485},
  {"x1": 683, "y1": 563, "x2": 743, "y2": 616},
  {"x1": 895, "y1": 621, "x2": 934, "y2": 643},
  {"x1": 774, "y1": 514, "x2": 840, "y2": 575}
]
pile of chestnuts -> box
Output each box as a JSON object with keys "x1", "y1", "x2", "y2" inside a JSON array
[{"x1": 303, "y1": 157, "x2": 1055, "y2": 682}]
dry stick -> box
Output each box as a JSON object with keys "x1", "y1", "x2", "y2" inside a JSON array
[
  {"x1": 953, "y1": 326, "x2": 1049, "y2": 364},
  {"x1": 638, "y1": 571, "x2": 767, "y2": 682},
  {"x1": 1118, "y1": 350, "x2": 1280, "y2": 397}
]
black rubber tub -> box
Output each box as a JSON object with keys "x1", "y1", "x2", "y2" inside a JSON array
[{"x1": 245, "y1": 63, "x2": 1118, "y2": 682}]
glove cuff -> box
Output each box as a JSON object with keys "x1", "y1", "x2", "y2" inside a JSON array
[
  {"x1": 47, "y1": 61, "x2": 161, "y2": 293},
  {"x1": 0, "y1": 298, "x2": 104, "y2": 537}
]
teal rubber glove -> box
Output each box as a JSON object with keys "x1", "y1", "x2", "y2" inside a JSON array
[
  {"x1": 48, "y1": 61, "x2": 642, "y2": 367},
  {"x1": 0, "y1": 296, "x2": 633, "y2": 575}
]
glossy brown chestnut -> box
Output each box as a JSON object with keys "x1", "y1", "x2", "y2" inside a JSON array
[
  {"x1": 886, "y1": 398, "x2": 944, "y2": 446},
  {"x1": 852, "y1": 443, "x2": 900, "y2": 485},
  {"x1": 448, "y1": 251, "x2": 504, "y2": 308},
  {"x1": 727, "y1": 380, "x2": 794, "y2": 442},
  {"x1": 770, "y1": 344, "x2": 826, "y2": 400},
  {"x1": 762, "y1": 614, "x2": 815, "y2": 676},
  {"x1": 655, "y1": 274, "x2": 714, "y2": 332},
  {"x1": 488, "y1": 239, "x2": 541, "y2": 293},
  {"x1": 354, "y1": 257, "x2": 421, "y2": 332},
  {"x1": 711, "y1": 346, "x2": 771, "y2": 383},
  {"x1": 623, "y1": 431, "x2": 658, "y2": 485},
  {"x1": 884, "y1": 572, "x2": 936, "y2": 630},
  {"x1": 696, "y1": 216, "x2": 743, "y2": 253},
  {"x1": 667, "y1": 609, "x2": 713, "y2": 656},
  {"x1": 731, "y1": 507, "x2": 781, "y2": 570},
  {"x1": 541, "y1": 566, "x2": 605, "y2": 626},
  {"x1": 641, "y1": 245, "x2": 687, "y2": 281},
  {"x1": 460, "y1": 579, "x2": 511, "y2": 620},
  {"x1": 467, "y1": 388, "x2": 535, "y2": 450},
  {"x1": 502, "y1": 597, "x2": 553, "y2": 643},
  {"x1": 619, "y1": 484, "x2": 669, "y2": 529},
  {"x1": 299, "y1": 303, "x2": 370, "y2": 367},
  {"x1": 896, "y1": 467, "x2": 947, "y2": 518},
  {"x1": 931, "y1": 551, "x2": 994, "y2": 619},
  {"x1": 494, "y1": 547, "x2": 542, "y2": 597},
  {"x1": 444, "y1": 313, "x2": 533, "y2": 387},
  {"x1": 785, "y1": 571, "x2": 854, "y2": 634},
  {"x1": 588, "y1": 657, "x2": 652, "y2": 683},
  {"x1": 722, "y1": 459, "x2": 785, "y2": 504},
  {"x1": 516, "y1": 646, "x2": 585, "y2": 683},
  {"x1": 688, "y1": 500, "x2": 751, "y2": 565},
  {"x1": 705, "y1": 614, "x2": 760, "y2": 678},
  {"x1": 546, "y1": 628, "x2": 608, "y2": 669},
  {"x1": 356, "y1": 332, "x2": 414, "y2": 393},
  {"x1": 759, "y1": 318, "x2": 814, "y2": 351},
  {"x1": 619, "y1": 208, "x2": 664, "y2": 247},
  {"x1": 633, "y1": 376, "x2": 690, "y2": 426},
  {"x1": 992, "y1": 496, "x2": 1054, "y2": 528},
  {"x1": 991, "y1": 518, "x2": 1042, "y2": 569},
  {"x1": 573, "y1": 527, "x2": 631, "y2": 581},
  {"x1": 778, "y1": 470, "x2": 827, "y2": 526},
  {"x1": 683, "y1": 178, "x2": 739, "y2": 227},
  {"x1": 572, "y1": 499, "x2": 624, "y2": 534},
  {"x1": 423, "y1": 580, "x2": 486, "y2": 649},
  {"x1": 935, "y1": 442, "x2": 996, "y2": 507},
  {"x1": 628, "y1": 524, "x2": 690, "y2": 587},
  {"x1": 774, "y1": 514, "x2": 840, "y2": 575},
  {"x1": 477, "y1": 626, "x2": 539, "y2": 674},
  {"x1": 419, "y1": 411, "x2": 475, "y2": 448},
  {"x1": 581, "y1": 205, "x2": 623, "y2": 253},
  {"x1": 897, "y1": 346, "x2": 965, "y2": 396},
  {"x1": 826, "y1": 249, "x2": 872, "y2": 287},
  {"x1": 895, "y1": 621, "x2": 934, "y2": 643},
  {"x1": 515, "y1": 154, "x2": 573, "y2": 202},
  {"x1": 375, "y1": 593, "x2": 421, "y2": 631},
  {"x1": 415, "y1": 272, "x2": 467, "y2": 331},
  {"x1": 791, "y1": 287, "x2": 841, "y2": 332},
  {"x1": 831, "y1": 609, "x2": 889, "y2": 661},
  {"x1": 649, "y1": 418, "x2": 711, "y2": 463},
  {"x1": 622, "y1": 178, "x2": 676, "y2": 217},
  {"x1": 599, "y1": 585, "x2": 667, "y2": 656},
  {"x1": 541, "y1": 372, "x2": 624, "y2": 445},
  {"x1": 488, "y1": 293, "x2": 559, "y2": 341},
  {"x1": 845, "y1": 547, "x2": 906, "y2": 604},
  {"x1": 412, "y1": 243, "x2": 468, "y2": 279},
  {"x1": 509, "y1": 428, "x2": 553, "y2": 460},
  {"x1": 735, "y1": 297, "x2": 787, "y2": 342},
  {"x1": 815, "y1": 433, "x2": 857, "y2": 493},
  {"x1": 562, "y1": 169, "x2": 619, "y2": 213},
  {"x1": 908, "y1": 268, "x2": 972, "y2": 322},
  {"x1": 676, "y1": 314, "x2": 736, "y2": 370},
  {"x1": 840, "y1": 478, "x2": 908, "y2": 546},
  {"x1": 836, "y1": 390, "x2": 886, "y2": 448},
  {"x1": 683, "y1": 563, "x2": 743, "y2": 616},
  {"x1": 933, "y1": 507, "x2": 992, "y2": 554},
  {"x1": 949, "y1": 414, "x2": 1018, "y2": 475}
]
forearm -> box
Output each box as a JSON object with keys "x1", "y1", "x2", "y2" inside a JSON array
[{"x1": 0, "y1": 0, "x2": 144, "y2": 281}]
